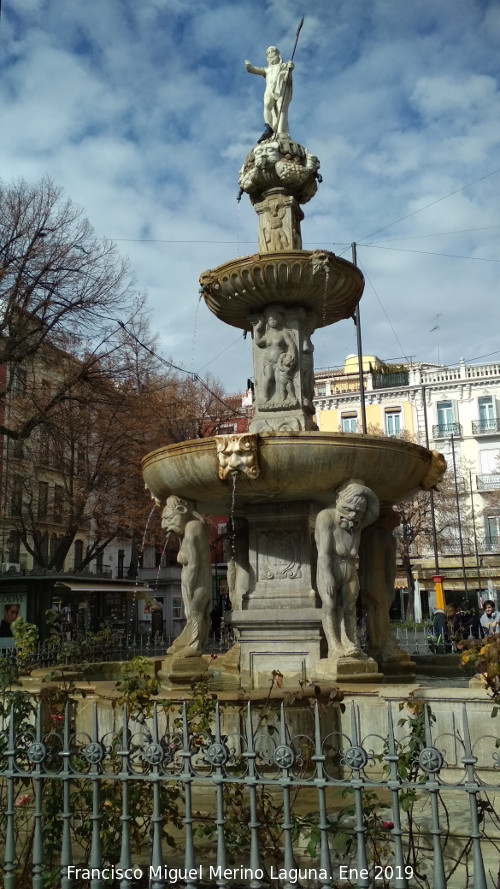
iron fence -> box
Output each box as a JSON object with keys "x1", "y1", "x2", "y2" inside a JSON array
[
  {"x1": 1, "y1": 696, "x2": 499, "y2": 888},
  {"x1": 0, "y1": 635, "x2": 173, "y2": 668},
  {"x1": 0, "y1": 631, "x2": 238, "y2": 670}
]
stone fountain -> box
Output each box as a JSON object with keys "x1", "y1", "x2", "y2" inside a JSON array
[{"x1": 142, "y1": 45, "x2": 446, "y2": 689}]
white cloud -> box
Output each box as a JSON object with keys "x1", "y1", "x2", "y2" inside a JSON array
[{"x1": 1, "y1": 0, "x2": 499, "y2": 390}]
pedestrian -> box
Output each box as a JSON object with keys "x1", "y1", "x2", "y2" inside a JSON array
[
  {"x1": 480, "y1": 600, "x2": 500, "y2": 636},
  {"x1": 452, "y1": 601, "x2": 472, "y2": 644},
  {"x1": 431, "y1": 608, "x2": 447, "y2": 653}
]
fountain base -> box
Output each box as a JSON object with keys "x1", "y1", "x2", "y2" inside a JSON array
[
  {"x1": 158, "y1": 654, "x2": 210, "y2": 686},
  {"x1": 315, "y1": 655, "x2": 382, "y2": 683}
]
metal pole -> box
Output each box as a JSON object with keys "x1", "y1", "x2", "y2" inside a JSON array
[
  {"x1": 351, "y1": 243, "x2": 367, "y2": 434},
  {"x1": 469, "y1": 470, "x2": 482, "y2": 595},
  {"x1": 274, "y1": 16, "x2": 304, "y2": 137},
  {"x1": 450, "y1": 433, "x2": 468, "y2": 595},
  {"x1": 421, "y1": 385, "x2": 440, "y2": 575}
]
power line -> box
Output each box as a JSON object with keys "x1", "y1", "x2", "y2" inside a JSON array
[
  {"x1": 368, "y1": 224, "x2": 500, "y2": 244},
  {"x1": 356, "y1": 259, "x2": 410, "y2": 363},
  {"x1": 114, "y1": 319, "x2": 248, "y2": 418},
  {"x1": 357, "y1": 166, "x2": 500, "y2": 243},
  {"x1": 362, "y1": 244, "x2": 500, "y2": 263}
]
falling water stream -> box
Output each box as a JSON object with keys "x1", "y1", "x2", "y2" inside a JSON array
[
  {"x1": 128, "y1": 503, "x2": 157, "y2": 637},
  {"x1": 154, "y1": 532, "x2": 171, "y2": 593},
  {"x1": 322, "y1": 262, "x2": 330, "y2": 327},
  {"x1": 190, "y1": 292, "x2": 203, "y2": 373},
  {"x1": 229, "y1": 472, "x2": 238, "y2": 559}
]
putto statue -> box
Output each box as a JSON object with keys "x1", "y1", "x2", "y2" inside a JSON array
[
  {"x1": 161, "y1": 495, "x2": 212, "y2": 660},
  {"x1": 315, "y1": 481, "x2": 379, "y2": 659},
  {"x1": 245, "y1": 46, "x2": 294, "y2": 142}
]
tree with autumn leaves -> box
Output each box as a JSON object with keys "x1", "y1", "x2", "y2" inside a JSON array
[{"x1": 0, "y1": 176, "x2": 240, "y2": 572}]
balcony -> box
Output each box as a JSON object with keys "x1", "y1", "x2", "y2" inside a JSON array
[
  {"x1": 432, "y1": 422, "x2": 462, "y2": 439},
  {"x1": 476, "y1": 474, "x2": 500, "y2": 491},
  {"x1": 472, "y1": 417, "x2": 500, "y2": 436},
  {"x1": 372, "y1": 371, "x2": 409, "y2": 389}
]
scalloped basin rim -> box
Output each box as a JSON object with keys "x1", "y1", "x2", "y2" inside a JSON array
[{"x1": 142, "y1": 431, "x2": 443, "y2": 512}]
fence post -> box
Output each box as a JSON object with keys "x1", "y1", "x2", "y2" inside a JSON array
[
  {"x1": 60, "y1": 702, "x2": 74, "y2": 889},
  {"x1": 312, "y1": 703, "x2": 334, "y2": 889},
  {"x1": 3, "y1": 705, "x2": 17, "y2": 889},
  {"x1": 384, "y1": 704, "x2": 409, "y2": 889},
  {"x1": 181, "y1": 701, "x2": 198, "y2": 889},
  {"x1": 461, "y1": 704, "x2": 488, "y2": 889},
  {"x1": 244, "y1": 702, "x2": 265, "y2": 888},
  {"x1": 118, "y1": 703, "x2": 133, "y2": 889}
]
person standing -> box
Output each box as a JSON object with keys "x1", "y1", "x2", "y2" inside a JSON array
[{"x1": 480, "y1": 600, "x2": 500, "y2": 636}]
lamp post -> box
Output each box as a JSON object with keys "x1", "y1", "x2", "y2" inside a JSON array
[
  {"x1": 351, "y1": 243, "x2": 367, "y2": 434},
  {"x1": 450, "y1": 433, "x2": 468, "y2": 596}
]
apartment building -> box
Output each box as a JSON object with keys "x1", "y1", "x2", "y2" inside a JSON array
[{"x1": 314, "y1": 355, "x2": 500, "y2": 611}]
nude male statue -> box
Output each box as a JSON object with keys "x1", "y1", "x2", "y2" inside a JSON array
[
  {"x1": 251, "y1": 305, "x2": 297, "y2": 405},
  {"x1": 161, "y1": 495, "x2": 212, "y2": 659},
  {"x1": 245, "y1": 46, "x2": 294, "y2": 141},
  {"x1": 315, "y1": 482, "x2": 379, "y2": 659},
  {"x1": 359, "y1": 508, "x2": 406, "y2": 664}
]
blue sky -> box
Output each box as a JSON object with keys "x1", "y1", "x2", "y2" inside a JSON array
[{"x1": 2, "y1": 0, "x2": 500, "y2": 392}]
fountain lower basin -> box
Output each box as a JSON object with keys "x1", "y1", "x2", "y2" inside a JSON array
[{"x1": 142, "y1": 431, "x2": 445, "y2": 513}]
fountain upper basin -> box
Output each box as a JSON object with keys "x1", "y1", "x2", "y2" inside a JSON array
[
  {"x1": 142, "y1": 432, "x2": 445, "y2": 513},
  {"x1": 199, "y1": 250, "x2": 364, "y2": 331}
]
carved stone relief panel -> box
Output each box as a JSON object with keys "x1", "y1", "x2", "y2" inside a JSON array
[{"x1": 257, "y1": 529, "x2": 303, "y2": 581}]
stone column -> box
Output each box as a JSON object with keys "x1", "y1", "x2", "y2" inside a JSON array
[{"x1": 254, "y1": 187, "x2": 304, "y2": 252}]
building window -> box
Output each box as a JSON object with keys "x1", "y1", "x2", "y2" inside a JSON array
[
  {"x1": 172, "y1": 597, "x2": 182, "y2": 619},
  {"x1": 10, "y1": 475, "x2": 23, "y2": 516},
  {"x1": 485, "y1": 516, "x2": 500, "y2": 548},
  {"x1": 39, "y1": 430, "x2": 51, "y2": 466},
  {"x1": 7, "y1": 531, "x2": 21, "y2": 563},
  {"x1": 341, "y1": 413, "x2": 357, "y2": 432},
  {"x1": 96, "y1": 551, "x2": 104, "y2": 574},
  {"x1": 480, "y1": 449, "x2": 500, "y2": 474},
  {"x1": 53, "y1": 485, "x2": 64, "y2": 524},
  {"x1": 478, "y1": 396, "x2": 495, "y2": 431},
  {"x1": 315, "y1": 382, "x2": 327, "y2": 397},
  {"x1": 74, "y1": 539, "x2": 84, "y2": 571},
  {"x1": 11, "y1": 367, "x2": 27, "y2": 398},
  {"x1": 117, "y1": 549, "x2": 125, "y2": 579},
  {"x1": 38, "y1": 482, "x2": 49, "y2": 520},
  {"x1": 9, "y1": 438, "x2": 24, "y2": 460},
  {"x1": 385, "y1": 410, "x2": 401, "y2": 436},
  {"x1": 437, "y1": 401, "x2": 454, "y2": 432}
]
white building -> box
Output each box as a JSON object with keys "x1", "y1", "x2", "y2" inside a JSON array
[{"x1": 314, "y1": 356, "x2": 500, "y2": 611}]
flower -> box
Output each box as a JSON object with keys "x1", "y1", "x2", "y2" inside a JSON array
[
  {"x1": 15, "y1": 795, "x2": 31, "y2": 807},
  {"x1": 382, "y1": 821, "x2": 394, "y2": 830}
]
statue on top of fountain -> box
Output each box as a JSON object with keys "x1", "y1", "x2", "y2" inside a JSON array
[
  {"x1": 240, "y1": 45, "x2": 321, "y2": 211},
  {"x1": 245, "y1": 46, "x2": 294, "y2": 142},
  {"x1": 315, "y1": 481, "x2": 380, "y2": 661}
]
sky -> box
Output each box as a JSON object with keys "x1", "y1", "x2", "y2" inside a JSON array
[{"x1": 2, "y1": 0, "x2": 500, "y2": 394}]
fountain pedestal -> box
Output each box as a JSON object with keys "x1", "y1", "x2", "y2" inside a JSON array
[{"x1": 234, "y1": 609, "x2": 323, "y2": 689}]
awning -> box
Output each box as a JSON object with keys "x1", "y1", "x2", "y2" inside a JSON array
[{"x1": 54, "y1": 581, "x2": 151, "y2": 599}]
